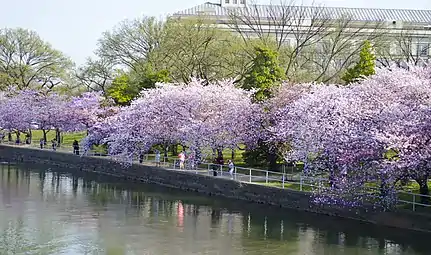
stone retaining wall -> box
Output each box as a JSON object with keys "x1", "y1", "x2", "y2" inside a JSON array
[{"x1": 1, "y1": 145, "x2": 431, "y2": 233}]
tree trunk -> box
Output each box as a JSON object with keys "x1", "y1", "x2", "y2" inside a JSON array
[
  {"x1": 267, "y1": 149, "x2": 278, "y2": 171},
  {"x1": 196, "y1": 147, "x2": 202, "y2": 165},
  {"x1": 16, "y1": 131, "x2": 21, "y2": 143},
  {"x1": 163, "y1": 142, "x2": 169, "y2": 159},
  {"x1": 55, "y1": 128, "x2": 61, "y2": 147},
  {"x1": 380, "y1": 179, "x2": 388, "y2": 198},
  {"x1": 28, "y1": 129, "x2": 32, "y2": 144},
  {"x1": 42, "y1": 130, "x2": 48, "y2": 145},
  {"x1": 231, "y1": 149, "x2": 235, "y2": 160},
  {"x1": 416, "y1": 178, "x2": 430, "y2": 204},
  {"x1": 217, "y1": 148, "x2": 224, "y2": 164},
  {"x1": 7, "y1": 132, "x2": 12, "y2": 142},
  {"x1": 171, "y1": 144, "x2": 178, "y2": 156},
  {"x1": 329, "y1": 169, "x2": 335, "y2": 188}
]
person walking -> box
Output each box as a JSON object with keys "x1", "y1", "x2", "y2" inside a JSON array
[
  {"x1": 155, "y1": 150, "x2": 161, "y2": 167},
  {"x1": 25, "y1": 134, "x2": 30, "y2": 144},
  {"x1": 228, "y1": 160, "x2": 235, "y2": 179},
  {"x1": 188, "y1": 152, "x2": 195, "y2": 170},
  {"x1": 212, "y1": 158, "x2": 218, "y2": 176},
  {"x1": 73, "y1": 140, "x2": 80, "y2": 155},
  {"x1": 178, "y1": 151, "x2": 186, "y2": 170},
  {"x1": 51, "y1": 139, "x2": 57, "y2": 151},
  {"x1": 39, "y1": 138, "x2": 44, "y2": 149}
]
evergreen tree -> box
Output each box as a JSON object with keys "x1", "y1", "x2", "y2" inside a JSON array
[
  {"x1": 342, "y1": 40, "x2": 376, "y2": 84},
  {"x1": 242, "y1": 46, "x2": 285, "y2": 170},
  {"x1": 243, "y1": 46, "x2": 285, "y2": 101}
]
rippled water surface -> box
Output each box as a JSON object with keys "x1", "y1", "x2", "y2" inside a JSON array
[{"x1": 0, "y1": 164, "x2": 429, "y2": 255}]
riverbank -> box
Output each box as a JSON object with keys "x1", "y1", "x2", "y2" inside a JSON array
[{"x1": 1, "y1": 144, "x2": 431, "y2": 233}]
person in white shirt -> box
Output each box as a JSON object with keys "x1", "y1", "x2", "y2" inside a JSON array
[
  {"x1": 178, "y1": 151, "x2": 186, "y2": 169},
  {"x1": 228, "y1": 160, "x2": 235, "y2": 179}
]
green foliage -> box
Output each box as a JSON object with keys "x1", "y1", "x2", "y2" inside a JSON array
[
  {"x1": 132, "y1": 65, "x2": 171, "y2": 90},
  {"x1": 107, "y1": 66, "x2": 171, "y2": 106},
  {"x1": 243, "y1": 46, "x2": 285, "y2": 101},
  {"x1": 242, "y1": 145, "x2": 270, "y2": 168},
  {"x1": 150, "y1": 17, "x2": 249, "y2": 83},
  {"x1": 342, "y1": 40, "x2": 376, "y2": 84},
  {"x1": 107, "y1": 72, "x2": 134, "y2": 106},
  {"x1": 96, "y1": 16, "x2": 164, "y2": 72},
  {"x1": 0, "y1": 28, "x2": 72, "y2": 91},
  {"x1": 242, "y1": 46, "x2": 285, "y2": 168},
  {"x1": 242, "y1": 143, "x2": 284, "y2": 170}
]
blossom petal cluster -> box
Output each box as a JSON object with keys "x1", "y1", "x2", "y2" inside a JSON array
[
  {"x1": 0, "y1": 90, "x2": 113, "y2": 134},
  {"x1": 270, "y1": 66, "x2": 431, "y2": 208},
  {"x1": 85, "y1": 79, "x2": 262, "y2": 160}
]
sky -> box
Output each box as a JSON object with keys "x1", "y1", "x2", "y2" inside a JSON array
[{"x1": 0, "y1": 0, "x2": 430, "y2": 66}]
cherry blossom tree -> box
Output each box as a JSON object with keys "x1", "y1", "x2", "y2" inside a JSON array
[
  {"x1": 65, "y1": 91, "x2": 118, "y2": 132},
  {"x1": 31, "y1": 91, "x2": 70, "y2": 144},
  {"x1": 0, "y1": 89, "x2": 35, "y2": 142},
  {"x1": 271, "y1": 83, "x2": 385, "y2": 207},
  {"x1": 0, "y1": 89, "x2": 71, "y2": 143},
  {"x1": 271, "y1": 65, "x2": 431, "y2": 208},
  {"x1": 0, "y1": 90, "x2": 116, "y2": 145},
  {"x1": 84, "y1": 79, "x2": 262, "y2": 164},
  {"x1": 365, "y1": 66, "x2": 431, "y2": 203},
  {"x1": 3, "y1": 63, "x2": 431, "y2": 210}
]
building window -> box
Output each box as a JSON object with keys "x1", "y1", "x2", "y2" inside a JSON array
[
  {"x1": 240, "y1": 0, "x2": 246, "y2": 3},
  {"x1": 233, "y1": 0, "x2": 237, "y2": 3},
  {"x1": 225, "y1": 0, "x2": 229, "y2": 3},
  {"x1": 417, "y1": 43, "x2": 429, "y2": 57}
]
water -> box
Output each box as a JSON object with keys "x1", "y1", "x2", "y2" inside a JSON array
[{"x1": 0, "y1": 164, "x2": 429, "y2": 255}]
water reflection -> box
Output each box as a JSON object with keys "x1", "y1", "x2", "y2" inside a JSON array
[{"x1": 0, "y1": 164, "x2": 429, "y2": 255}]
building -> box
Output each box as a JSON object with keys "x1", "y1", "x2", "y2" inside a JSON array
[{"x1": 173, "y1": 1, "x2": 431, "y2": 64}]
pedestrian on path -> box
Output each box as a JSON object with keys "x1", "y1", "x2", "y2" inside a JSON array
[
  {"x1": 51, "y1": 139, "x2": 57, "y2": 151},
  {"x1": 25, "y1": 134, "x2": 30, "y2": 144},
  {"x1": 155, "y1": 150, "x2": 161, "y2": 167},
  {"x1": 228, "y1": 160, "x2": 235, "y2": 179},
  {"x1": 188, "y1": 152, "x2": 195, "y2": 170},
  {"x1": 212, "y1": 158, "x2": 218, "y2": 176},
  {"x1": 178, "y1": 151, "x2": 186, "y2": 170},
  {"x1": 73, "y1": 140, "x2": 80, "y2": 155}
]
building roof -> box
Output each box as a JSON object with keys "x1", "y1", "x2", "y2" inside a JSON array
[{"x1": 173, "y1": 2, "x2": 431, "y2": 24}]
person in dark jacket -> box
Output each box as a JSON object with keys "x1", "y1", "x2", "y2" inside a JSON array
[{"x1": 73, "y1": 140, "x2": 80, "y2": 155}]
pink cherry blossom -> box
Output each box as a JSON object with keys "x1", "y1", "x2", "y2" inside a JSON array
[
  {"x1": 84, "y1": 79, "x2": 262, "y2": 162},
  {"x1": 271, "y1": 65, "x2": 431, "y2": 208}
]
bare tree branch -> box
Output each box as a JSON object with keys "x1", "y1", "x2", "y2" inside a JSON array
[
  {"x1": 74, "y1": 58, "x2": 113, "y2": 93},
  {"x1": 96, "y1": 16, "x2": 164, "y2": 72},
  {"x1": 227, "y1": 1, "x2": 387, "y2": 83}
]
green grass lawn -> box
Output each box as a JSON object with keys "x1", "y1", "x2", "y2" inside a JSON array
[
  {"x1": 264, "y1": 179, "x2": 431, "y2": 213},
  {"x1": 261, "y1": 181, "x2": 314, "y2": 192},
  {"x1": 6, "y1": 130, "x2": 86, "y2": 146},
  {"x1": 397, "y1": 181, "x2": 431, "y2": 211}
]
